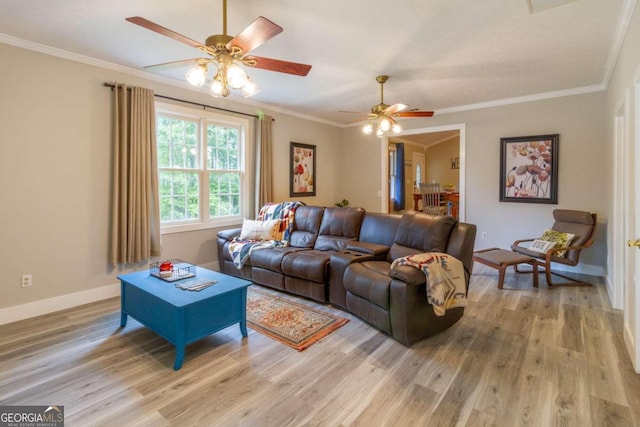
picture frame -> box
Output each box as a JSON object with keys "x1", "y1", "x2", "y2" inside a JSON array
[
  {"x1": 290, "y1": 142, "x2": 316, "y2": 197},
  {"x1": 499, "y1": 134, "x2": 559, "y2": 204}
]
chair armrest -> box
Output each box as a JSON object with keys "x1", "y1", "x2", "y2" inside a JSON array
[
  {"x1": 389, "y1": 265, "x2": 426, "y2": 286},
  {"x1": 346, "y1": 242, "x2": 390, "y2": 257},
  {"x1": 544, "y1": 239, "x2": 594, "y2": 261},
  {"x1": 217, "y1": 227, "x2": 241, "y2": 241},
  {"x1": 512, "y1": 237, "x2": 536, "y2": 247}
]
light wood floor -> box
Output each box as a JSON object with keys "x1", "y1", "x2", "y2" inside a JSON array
[{"x1": 1, "y1": 264, "x2": 639, "y2": 426}]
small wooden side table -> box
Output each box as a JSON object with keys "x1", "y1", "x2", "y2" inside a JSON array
[{"x1": 473, "y1": 248, "x2": 539, "y2": 289}]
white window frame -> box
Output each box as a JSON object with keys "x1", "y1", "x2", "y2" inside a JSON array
[{"x1": 156, "y1": 102, "x2": 250, "y2": 234}]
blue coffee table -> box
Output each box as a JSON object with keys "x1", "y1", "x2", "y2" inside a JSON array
[{"x1": 118, "y1": 266, "x2": 251, "y2": 370}]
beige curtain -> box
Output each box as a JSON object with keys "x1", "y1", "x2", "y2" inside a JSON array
[
  {"x1": 258, "y1": 115, "x2": 273, "y2": 208},
  {"x1": 110, "y1": 84, "x2": 161, "y2": 266}
]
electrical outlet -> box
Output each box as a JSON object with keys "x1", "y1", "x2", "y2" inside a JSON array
[
  {"x1": 21, "y1": 274, "x2": 32, "y2": 288},
  {"x1": 481, "y1": 232, "x2": 488, "y2": 239}
]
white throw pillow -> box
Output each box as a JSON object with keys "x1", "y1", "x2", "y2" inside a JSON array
[
  {"x1": 240, "y1": 219, "x2": 282, "y2": 241},
  {"x1": 528, "y1": 239, "x2": 557, "y2": 254}
]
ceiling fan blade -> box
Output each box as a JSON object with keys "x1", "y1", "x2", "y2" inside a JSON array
[
  {"x1": 143, "y1": 58, "x2": 205, "y2": 71},
  {"x1": 384, "y1": 103, "x2": 408, "y2": 115},
  {"x1": 395, "y1": 111, "x2": 435, "y2": 118},
  {"x1": 227, "y1": 16, "x2": 283, "y2": 54},
  {"x1": 126, "y1": 17, "x2": 204, "y2": 49},
  {"x1": 339, "y1": 110, "x2": 372, "y2": 114},
  {"x1": 345, "y1": 117, "x2": 370, "y2": 124},
  {"x1": 244, "y1": 56, "x2": 312, "y2": 76}
]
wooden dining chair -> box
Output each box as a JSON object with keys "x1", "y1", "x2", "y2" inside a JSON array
[{"x1": 419, "y1": 182, "x2": 446, "y2": 215}]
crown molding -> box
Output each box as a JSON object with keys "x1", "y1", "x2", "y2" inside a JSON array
[
  {"x1": 0, "y1": 32, "x2": 342, "y2": 128},
  {"x1": 0, "y1": 32, "x2": 613, "y2": 128},
  {"x1": 433, "y1": 84, "x2": 606, "y2": 116}
]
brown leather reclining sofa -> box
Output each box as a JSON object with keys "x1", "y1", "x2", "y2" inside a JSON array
[{"x1": 217, "y1": 206, "x2": 476, "y2": 345}]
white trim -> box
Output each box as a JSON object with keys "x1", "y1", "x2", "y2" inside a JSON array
[
  {"x1": 0, "y1": 260, "x2": 221, "y2": 325},
  {"x1": 550, "y1": 262, "x2": 605, "y2": 277},
  {"x1": 0, "y1": 284, "x2": 120, "y2": 325},
  {"x1": 611, "y1": 92, "x2": 630, "y2": 310},
  {"x1": 434, "y1": 85, "x2": 605, "y2": 115},
  {"x1": 632, "y1": 69, "x2": 640, "y2": 372},
  {"x1": 380, "y1": 137, "x2": 390, "y2": 213},
  {"x1": 0, "y1": 33, "x2": 617, "y2": 129},
  {"x1": 0, "y1": 33, "x2": 341, "y2": 128},
  {"x1": 382, "y1": 123, "x2": 466, "y2": 222}
]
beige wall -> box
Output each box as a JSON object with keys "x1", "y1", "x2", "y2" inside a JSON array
[
  {"x1": 0, "y1": 43, "x2": 340, "y2": 311},
  {"x1": 339, "y1": 91, "x2": 607, "y2": 274},
  {"x1": 425, "y1": 137, "x2": 460, "y2": 190}
]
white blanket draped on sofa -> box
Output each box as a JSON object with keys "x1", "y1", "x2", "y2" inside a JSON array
[{"x1": 390, "y1": 252, "x2": 467, "y2": 316}]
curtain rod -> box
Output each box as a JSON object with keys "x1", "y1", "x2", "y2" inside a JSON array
[{"x1": 103, "y1": 82, "x2": 274, "y2": 121}]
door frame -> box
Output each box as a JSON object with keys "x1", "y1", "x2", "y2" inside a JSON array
[
  {"x1": 380, "y1": 123, "x2": 466, "y2": 221},
  {"x1": 632, "y1": 71, "x2": 640, "y2": 371},
  {"x1": 612, "y1": 92, "x2": 629, "y2": 311}
]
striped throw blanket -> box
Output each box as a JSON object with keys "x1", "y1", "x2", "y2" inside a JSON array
[
  {"x1": 229, "y1": 201, "x2": 304, "y2": 269},
  {"x1": 390, "y1": 252, "x2": 467, "y2": 316}
]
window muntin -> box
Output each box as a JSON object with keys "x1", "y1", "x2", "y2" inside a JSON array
[{"x1": 156, "y1": 104, "x2": 248, "y2": 233}]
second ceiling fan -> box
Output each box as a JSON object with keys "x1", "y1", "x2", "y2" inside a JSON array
[
  {"x1": 126, "y1": 0, "x2": 311, "y2": 98},
  {"x1": 342, "y1": 75, "x2": 434, "y2": 137}
]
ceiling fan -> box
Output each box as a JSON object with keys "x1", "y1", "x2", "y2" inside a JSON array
[
  {"x1": 126, "y1": 0, "x2": 312, "y2": 98},
  {"x1": 341, "y1": 75, "x2": 434, "y2": 137}
]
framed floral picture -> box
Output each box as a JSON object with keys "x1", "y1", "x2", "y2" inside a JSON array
[
  {"x1": 500, "y1": 134, "x2": 559, "y2": 204},
  {"x1": 290, "y1": 142, "x2": 316, "y2": 197}
]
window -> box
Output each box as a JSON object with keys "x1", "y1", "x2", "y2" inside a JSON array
[{"x1": 156, "y1": 103, "x2": 250, "y2": 233}]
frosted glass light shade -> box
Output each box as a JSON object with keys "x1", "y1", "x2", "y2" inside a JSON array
[
  {"x1": 185, "y1": 65, "x2": 207, "y2": 87},
  {"x1": 227, "y1": 64, "x2": 248, "y2": 89},
  {"x1": 242, "y1": 78, "x2": 260, "y2": 98}
]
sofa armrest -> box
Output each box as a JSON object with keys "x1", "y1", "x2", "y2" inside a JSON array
[
  {"x1": 346, "y1": 242, "x2": 390, "y2": 257},
  {"x1": 329, "y1": 251, "x2": 375, "y2": 309},
  {"x1": 217, "y1": 227, "x2": 241, "y2": 241},
  {"x1": 389, "y1": 265, "x2": 426, "y2": 286}
]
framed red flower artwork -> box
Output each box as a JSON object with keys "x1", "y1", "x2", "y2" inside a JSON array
[{"x1": 290, "y1": 142, "x2": 316, "y2": 197}]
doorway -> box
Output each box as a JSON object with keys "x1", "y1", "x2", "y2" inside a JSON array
[{"x1": 381, "y1": 124, "x2": 466, "y2": 221}]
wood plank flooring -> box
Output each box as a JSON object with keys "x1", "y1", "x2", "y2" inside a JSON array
[{"x1": 1, "y1": 264, "x2": 639, "y2": 426}]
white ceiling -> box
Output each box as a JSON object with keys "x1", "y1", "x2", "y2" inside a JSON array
[{"x1": 0, "y1": 0, "x2": 633, "y2": 126}]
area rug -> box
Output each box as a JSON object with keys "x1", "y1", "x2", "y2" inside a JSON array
[{"x1": 246, "y1": 287, "x2": 349, "y2": 351}]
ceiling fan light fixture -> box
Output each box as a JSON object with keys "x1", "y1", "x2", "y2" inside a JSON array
[
  {"x1": 375, "y1": 128, "x2": 384, "y2": 137},
  {"x1": 185, "y1": 64, "x2": 207, "y2": 87},
  {"x1": 242, "y1": 77, "x2": 260, "y2": 98},
  {"x1": 210, "y1": 74, "x2": 229, "y2": 97},
  {"x1": 379, "y1": 117, "x2": 391, "y2": 132},
  {"x1": 363, "y1": 123, "x2": 373, "y2": 135},
  {"x1": 392, "y1": 122, "x2": 402, "y2": 133},
  {"x1": 227, "y1": 63, "x2": 248, "y2": 89}
]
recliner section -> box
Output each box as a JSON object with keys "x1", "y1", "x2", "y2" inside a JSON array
[{"x1": 217, "y1": 205, "x2": 477, "y2": 345}]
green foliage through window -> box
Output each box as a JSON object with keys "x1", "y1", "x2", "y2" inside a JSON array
[{"x1": 156, "y1": 111, "x2": 243, "y2": 226}]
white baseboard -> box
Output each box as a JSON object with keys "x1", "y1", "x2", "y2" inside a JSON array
[
  {"x1": 0, "y1": 283, "x2": 121, "y2": 326},
  {"x1": 0, "y1": 261, "x2": 222, "y2": 326},
  {"x1": 624, "y1": 323, "x2": 639, "y2": 373},
  {"x1": 551, "y1": 262, "x2": 604, "y2": 277}
]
